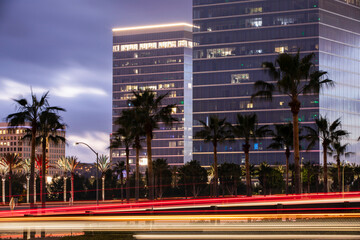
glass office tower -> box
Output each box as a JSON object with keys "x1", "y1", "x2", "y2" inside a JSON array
[
  {"x1": 193, "y1": 0, "x2": 360, "y2": 166},
  {"x1": 112, "y1": 23, "x2": 193, "y2": 167}
]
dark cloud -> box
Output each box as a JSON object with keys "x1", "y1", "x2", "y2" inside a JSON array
[{"x1": 0, "y1": 0, "x2": 192, "y2": 162}]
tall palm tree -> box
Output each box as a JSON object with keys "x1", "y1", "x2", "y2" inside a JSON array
[
  {"x1": 232, "y1": 113, "x2": 269, "y2": 196},
  {"x1": 113, "y1": 161, "x2": 125, "y2": 202},
  {"x1": 329, "y1": 141, "x2": 352, "y2": 192},
  {"x1": 252, "y1": 51, "x2": 334, "y2": 194},
  {"x1": 66, "y1": 156, "x2": 79, "y2": 204},
  {"x1": 129, "y1": 89, "x2": 177, "y2": 200},
  {"x1": 195, "y1": 115, "x2": 232, "y2": 197},
  {"x1": 57, "y1": 156, "x2": 68, "y2": 202},
  {"x1": 267, "y1": 123, "x2": 293, "y2": 194},
  {"x1": 305, "y1": 116, "x2": 349, "y2": 192},
  {"x1": 36, "y1": 110, "x2": 66, "y2": 207},
  {"x1": 6, "y1": 91, "x2": 64, "y2": 206},
  {"x1": 111, "y1": 109, "x2": 139, "y2": 202},
  {"x1": 1, "y1": 153, "x2": 22, "y2": 201},
  {"x1": 96, "y1": 155, "x2": 111, "y2": 201}
]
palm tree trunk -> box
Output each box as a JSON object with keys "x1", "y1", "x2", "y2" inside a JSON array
[
  {"x1": 323, "y1": 143, "x2": 328, "y2": 193},
  {"x1": 213, "y1": 143, "x2": 218, "y2": 197},
  {"x1": 2, "y1": 177, "x2": 5, "y2": 203},
  {"x1": 63, "y1": 175, "x2": 67, "y2": 202},
  {"x1": 307, "y1": 174, "x2": 311, "y2": 193},
  {"x1": 263, "y1": 175, "x2": 266, "y2": 196},
  {"x1": 102, "y1": 176, "x2": 105, "y2": 201},
  {"x1": 290, "y1": 100, "x2": 301, "y2": 194},
  {"x1": 9, "y1": 168, "x2": 12, "y2": 202},
  {"x1": 135, "y1": 143, "x2": 140, "y2": 202},
  {"x1": 285, "y1": 148, "x2": 290, "y2": 195},
  {"x1": 244, "y1": 143, "x2": 252, "y2": 197},
  {"x1": 146, "y1": 133, "x2": 154, "y2": 201},
  {"x1": 41, "y1": 139, "x2": 47, "y2": 208},
  {"x1": 337, "y1": 157, "x2": 341, "y2": 192},
  {"x1": 120, "y1": 174, "x2": 124, "y2": 203},
  {"x1": 126, "y1": 147, "x2": 130, "y2": 203},
  {"x1": 234, "y1": 179, "x2": 237, "y2": 197},
  {"x1": 71, "y1": 173, "x2": 74, "y2": 204},
  {"x1": 30, "y1": 125, "x2": 36, "y2": 207}
]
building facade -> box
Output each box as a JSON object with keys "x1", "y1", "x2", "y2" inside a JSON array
[
  {"x1": 193, "y1": 0, "x2": 360, "y2": 166},
  {"x1": 111, "y1": 23, "x2": 193, "y2": 166},
  {"x1": 0, "y1": 123, "x2": 66, "y2": 176}
]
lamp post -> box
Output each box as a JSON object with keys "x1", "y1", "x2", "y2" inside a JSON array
[{"x1": 75, "y1": 142, "x2": 99, "y2": 205}]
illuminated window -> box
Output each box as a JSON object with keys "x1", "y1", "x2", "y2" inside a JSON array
[
  {"x1": 169, "y1": 141, "x2": 176, "y2": 147},
  {"x1": 139, "y1": 42, "x2": 157, "y2": 50},
  {"x1": 247, "y1": 7, "x2": 263, "y2": 14},
  {"x1": 134, "y1": 53, "x2": 138, "y2": 58},
  {"x1": 158, "y1": 41, "x2": 177, "y2": 48},
  {"x1": 121, "y1": 44, "x2": 138, "y2": 51},
  {"x1": 169, "y1": 91, "x2": 177, "y2": 97},
  {"x1": 247, "y1": 103, "x2": 253, "y2": 109},
  {"x1": 133, "y1": 69, "x2": 139, "y2": 74},
  {"x1": 171, "y1": 107, "x2": 177, "y2": 114},
  {"x1": 274, "y1": 16, "x2": 296, "y2": 25},
  {"x1": 275, "y1": 46, "x2": 288, "y2": 53},
  {"x1": 246, "y1": 18, "x2": 262, "y2": 27},
  {"x1": 113, "y1": 45, "x2": 120, "y2": 52},
  {"x1": 231, "y1": 73, "x2": 249, "y2": 83},
  {"x1": 125, "y1": 85, "x2": 138, "y2": 91},
  {"x1": 207, "y1": 48, "x2": 235, "y2": 58},
  {"x1": 178, "y1": 40, "x2": 188, "y2": 48},
  {"x1": 279, "y1": 101, "x2": 284, "y2": 106}
]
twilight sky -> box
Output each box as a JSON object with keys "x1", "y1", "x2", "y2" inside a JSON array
[{"x1": 0, "y1": 0, "x2": 192, "y2": 163}]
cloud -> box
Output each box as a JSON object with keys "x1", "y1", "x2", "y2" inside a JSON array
[
  {"x1": 66, "y1": 131, "x2": 110, "y2": 163},
  {"x1": 0, "y1": 78, "x2": 47, "y2": 101}
]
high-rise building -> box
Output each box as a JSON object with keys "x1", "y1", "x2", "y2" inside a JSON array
[
  {"x1": 0, "y1": 123, "x2": 66, "y2": 176},
  {"x1": 111, "y1": 23, "x2": 193, "y2": 167},
  {"x1": 193, "y1": 0, "x2": 360, "y2": 166}
]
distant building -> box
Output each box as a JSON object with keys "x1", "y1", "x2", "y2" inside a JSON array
[
  {"x1": 192, "y1": 0, "x2": 360, "y2": 165},
  {"x1": 111, "y1": 23, "x2": 193, "y2": 166},
  {"x1": 75, "y1": 163, "x2": 97, "y2": 178},
  {"x1": 0, "y1": 123, "x2": 66, "y2": 176}
]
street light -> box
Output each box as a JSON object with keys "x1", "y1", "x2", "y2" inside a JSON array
[{"x1": 75, "y1": 142, "x2": 99, "y2": 205}]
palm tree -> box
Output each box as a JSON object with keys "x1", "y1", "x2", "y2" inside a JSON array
[
  {"x1": 6, "y1": 91, "x2": 64, "y2": 206},
  {"x1": 57, "y1": 156, "x2": 68, "y2": 202},
  {"x1": 34, "y1": 154, "x2": 50, "y2": 203},
  {"x1": 1, "y1": 153, "x2": 22, "y2": 201},
  {"x1": 305, "y1": 116, "x2": 349, "y2": 192},
  {"x1": 111, "y1": 109, "x2": 140, "y2": 202},
  {"x1": 36, "y1": 110, "x2": 66, "y2": 207},
  {"x1": 267, "y1": 123, "x2": 293, "y2": 194},
  {"x1": 252, "y1": 51, "x2": 334, "y2": 194},
  {"x1": 113, "y1": 161, "x2": 125, "y2": 202},
  {"x1": 329, "y1": 141, "x2": 352, "y2": 192},
  {"x1": 96, "y1": 155, "x2": 111, "y2": 201},
  {"x1": 66, "y1": 156, "x2": 79, "y2": 204},
  {"x1": 195, "y1": 115, "x2": 232, "y2": 197},
  {"x1": 232, "y1": 113, "x2": 269, "y2": 196},
  {"x1": 129, "y1": 89, "x2": 177, "y2": 200}
]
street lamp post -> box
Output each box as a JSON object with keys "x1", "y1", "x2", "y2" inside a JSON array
[{"x1": 75, "y1": 142, "x2": 99, "y2": 205}]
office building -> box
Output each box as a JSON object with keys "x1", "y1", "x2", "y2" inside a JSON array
[
  {"x1": 111, "y1": 23, "x2": 193, "y2": 166},
  {"x1": 193, "y1": 0, "x2": 360, "y2": 166},
  {"x1": 0, "y1": 123, "x2": 66, "y2": 176}
]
